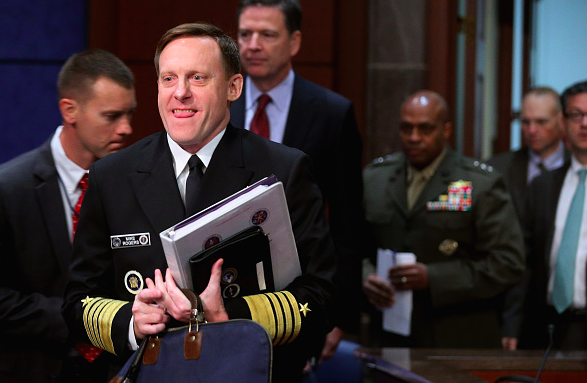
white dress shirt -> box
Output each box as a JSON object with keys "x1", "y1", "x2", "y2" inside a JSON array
[
  {"x1": 50, "y1": 126, "x2": 89, "y2": 241},
  {"x1": 548, "y1": 156, "x2": 587, "y2": 309},
  {"x1": 244, "y1": 69, "x2": 294, "y2": 143},
  {"x1": 167, "y1": 129, "x2": 224, "y2": 204}
]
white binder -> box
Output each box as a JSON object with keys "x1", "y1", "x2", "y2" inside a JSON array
[{"x1": 160, "y1": 175, "x2": 301, "y2": 291}]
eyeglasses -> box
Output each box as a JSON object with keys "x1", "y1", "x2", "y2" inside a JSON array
[
  {"x1": 399, "y1": 122, "x2": 439, "y2": 136},
  {"x1": 565, "y1": 111, "x2": 587, "y2": 123}
]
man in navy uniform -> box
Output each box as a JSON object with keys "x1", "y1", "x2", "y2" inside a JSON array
[{"x1": 63, "y1": 23, "x2": 336, "y2": 383}]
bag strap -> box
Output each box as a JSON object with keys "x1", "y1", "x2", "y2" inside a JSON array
[
  {"x1": 181, "y1": 288, "x2": 206, "y2": 325},
  {"x1": 120, "y1": 337, "x2": 148, "y2": 383}
]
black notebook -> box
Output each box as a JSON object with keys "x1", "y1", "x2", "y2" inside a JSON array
[{"x1": 189, "y1": 226, "x2": 274, "y2": 299}]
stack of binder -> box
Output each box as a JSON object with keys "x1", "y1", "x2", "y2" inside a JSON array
[{"x1": 160, "y1": 176, "x2": 301, "y2": 297}]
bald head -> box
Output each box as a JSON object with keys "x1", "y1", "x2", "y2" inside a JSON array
[
  {"x1": 399, "y1": 90, "x2": 452, "y2": 169},
  {"x1": 401, "y1": 90, "x2": 449, "y2": 124}
]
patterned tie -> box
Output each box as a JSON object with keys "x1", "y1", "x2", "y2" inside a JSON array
[
  {"x1": 71, "y1": 173, "x2": 104, "y2": 362},
  {"x1": 185, "y1": 155, "x2": 204, "y2": 216},
  {"x1": 552, "y1": 169, "x2": 587, "y2": 313},
  {"x1": 250, "y1": 94, "x2": 271, "y2": 139},
  {"x1": 71, "y1": 173, "x2": 88, "y2": 238}
]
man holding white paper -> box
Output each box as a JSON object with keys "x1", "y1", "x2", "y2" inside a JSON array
[
  {"x1": 63, "y1": 23, "x2": 337, "y2": 383},
  {"x1": 362, "y1": 90, "x2": 524, "y2": 348}
]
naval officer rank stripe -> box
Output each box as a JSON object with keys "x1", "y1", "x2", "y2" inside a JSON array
[
  {"x1": 244, "y1": 291, "x2": 301, "y2": 346},
  {"x1": 81, "y1": 297, "x2": 127, "y2": 355}
]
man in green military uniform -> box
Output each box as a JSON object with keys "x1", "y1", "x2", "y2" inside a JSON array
[{"x1": 362, "y1": 90, "x2": 524, "y2": 348}]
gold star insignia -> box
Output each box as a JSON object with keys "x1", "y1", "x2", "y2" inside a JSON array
[
  {"x1": 81, "y1": 296, "x2": 93, "y2": 307},
  {"x1": 299, "y1": 302, "x2": 311, "y2": 317}
]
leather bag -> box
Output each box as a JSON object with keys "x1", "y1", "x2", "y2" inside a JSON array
[{"x1": 110, "y1": 319, "x2": 272, "y2": 383}]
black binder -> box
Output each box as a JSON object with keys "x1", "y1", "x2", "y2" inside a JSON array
[{"x1": 189, "y1": 226, "x2": 274, "y2": 299}]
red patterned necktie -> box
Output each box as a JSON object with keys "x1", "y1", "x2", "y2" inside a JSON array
[
  {"x1": 71, "y1": 173, "x2": 103, "y2": 362},
  {"x1": 250, "y1": 94, "x2": 271, "y2": 139},
  {"x1": 71, "y1": 173, "x2": 88, "y2": 238}
]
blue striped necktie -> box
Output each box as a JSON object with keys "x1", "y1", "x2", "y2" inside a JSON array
[{"x1": 552, "y1": 169, "x2": 587, "y2": 313}]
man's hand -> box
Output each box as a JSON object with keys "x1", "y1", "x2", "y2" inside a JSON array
[
  {"x1": 363, "y1": 274, "x2": 395, "y2": 308},
  {"x1": 502, "y1": 337, "x2": 518, "y2": 350},
  {"x1": 318, "y1": 327, "x2": 345, "y2": 363},
  {"x1": 132, "y1": 282, "x2": 170, "y2": 340},
  {"x1": 389, "y1": 263, "x2": 428, "y2": 290},
  {"x1": 198, "y1": 258, "x2": 229, "y2": 322},
  {"x1": 149, "y1": 268, "x2": 194, "y2": 322}
]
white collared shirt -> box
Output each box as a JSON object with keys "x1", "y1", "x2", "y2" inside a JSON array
[
  {"x1": 50, "y1": 126, "x2": 89, "y2": 241},
  {"x1": 167, "y1": 129, "x2": 225, "y2": 205},
  {"x1": 244, "y1": 69, "x2": 294, "y2": 143},
  {"x1": 548, "y1": 156, "x2": 587, "y2": 309}
]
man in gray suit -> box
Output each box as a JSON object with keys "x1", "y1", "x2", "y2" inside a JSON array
[
  {"x1": 0, "y1": 49, "x2": 136, "y2": 382},
  {"x1": 488, "y1": 87, "x2": 567, "y2": 219},
  {"x1": 520, "y1": 80, "x2": 587, "y2": 350},
  {"x1": 488, "y1": 87, "x2": 568, "y2": 350},
  {"x1": 362, "y1": 90, "x2": 524, "y2": 348}
]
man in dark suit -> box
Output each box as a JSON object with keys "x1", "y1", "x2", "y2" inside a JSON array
[
  {"x1": 488, "y1": 87, "x2": 569, "y2": 350},
  {"x1": 520, "y1": 80, "x2": 587, "y2": 349},
  {"x1": 0, "y1": 49, "x2": 136, "y2": 382},
  {"x1": 63, "y1": 23, "x2": 336, "y2": 383},
  {"x1": 230, "y1": 0, "x2": 365, "y2": 361},
  {"x1": 362, "y1": 90, "x2": 524, "y2": 348},
  {"x1": 488, "y1": 87, "x2": 567, "y2": 219}
]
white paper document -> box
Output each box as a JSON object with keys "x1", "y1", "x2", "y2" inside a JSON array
[
  {"x1": 377, "y1": 249, "x2": 416, "y2": 336},
  {"x1": 160, "y1": 176, "x2": 301, "y2": 291}
]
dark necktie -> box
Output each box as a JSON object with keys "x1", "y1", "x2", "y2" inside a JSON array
[
  {"x1": 538, "y1": 162, "x2": 547, "y2": 174},
  {"x1": 72, "y1": 173, "x2": 88, "y2": 238},
  {"x1": 250, "y1": 94, "x2": 271, "y2": 139},
  {"x1": 71, "y1": 173, "x2": 104, "y2": 362},
  {"x1": 185, "y1": 155, "x2": 204, "y2": 216}
]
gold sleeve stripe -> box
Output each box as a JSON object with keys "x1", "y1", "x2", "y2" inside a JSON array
[
  {"x1": 264, "y1": 293, "x2": 285, "y2": 345},
  {"x1": 276, "y1": 291, "x2": 302, "y2": 344},
  {"x1": 243, "y1": 291, "x2": 301, "y2": 346},
  {"x1": 283, "y1": 291, "x2": 302, "y2": 344},
  {"x1": 244, "y1": 294, "x2": 276, "y2": 341},
  {"x1": 84, "y1": 298, "x2": 108, "y2": 348},
  {"x1": 81, "y1": 297, "x2": 127, "y2": 355}
]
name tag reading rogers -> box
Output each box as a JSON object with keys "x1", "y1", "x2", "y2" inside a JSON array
[{"x1": 111, "y1": 232, "x2": 151, "y2": 249}]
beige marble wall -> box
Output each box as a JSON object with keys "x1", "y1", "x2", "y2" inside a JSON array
[{"x1": 365, "y1": 0, "x2": 427, "y2": 162}]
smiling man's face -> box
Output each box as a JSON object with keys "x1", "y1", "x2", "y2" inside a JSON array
[{"x1": 157, "y1": 36, "x2": 241, "y2": 153}]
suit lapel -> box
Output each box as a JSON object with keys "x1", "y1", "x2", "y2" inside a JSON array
[
  {"x1": 508, "y1": 150, "x2": 529, "y2": 204},
  {"x1": 34, "y1": 141, "x2": 72, "y2": 276},
  {"x1": 544, "y1": 164, "x2": 570, "y2": 264},
  {"x1": 129, "y1": 134, "x2": 186, "y2": 233},
  {"x1": 282, "y1": 74, "x2": 316, "y2": 148}
]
